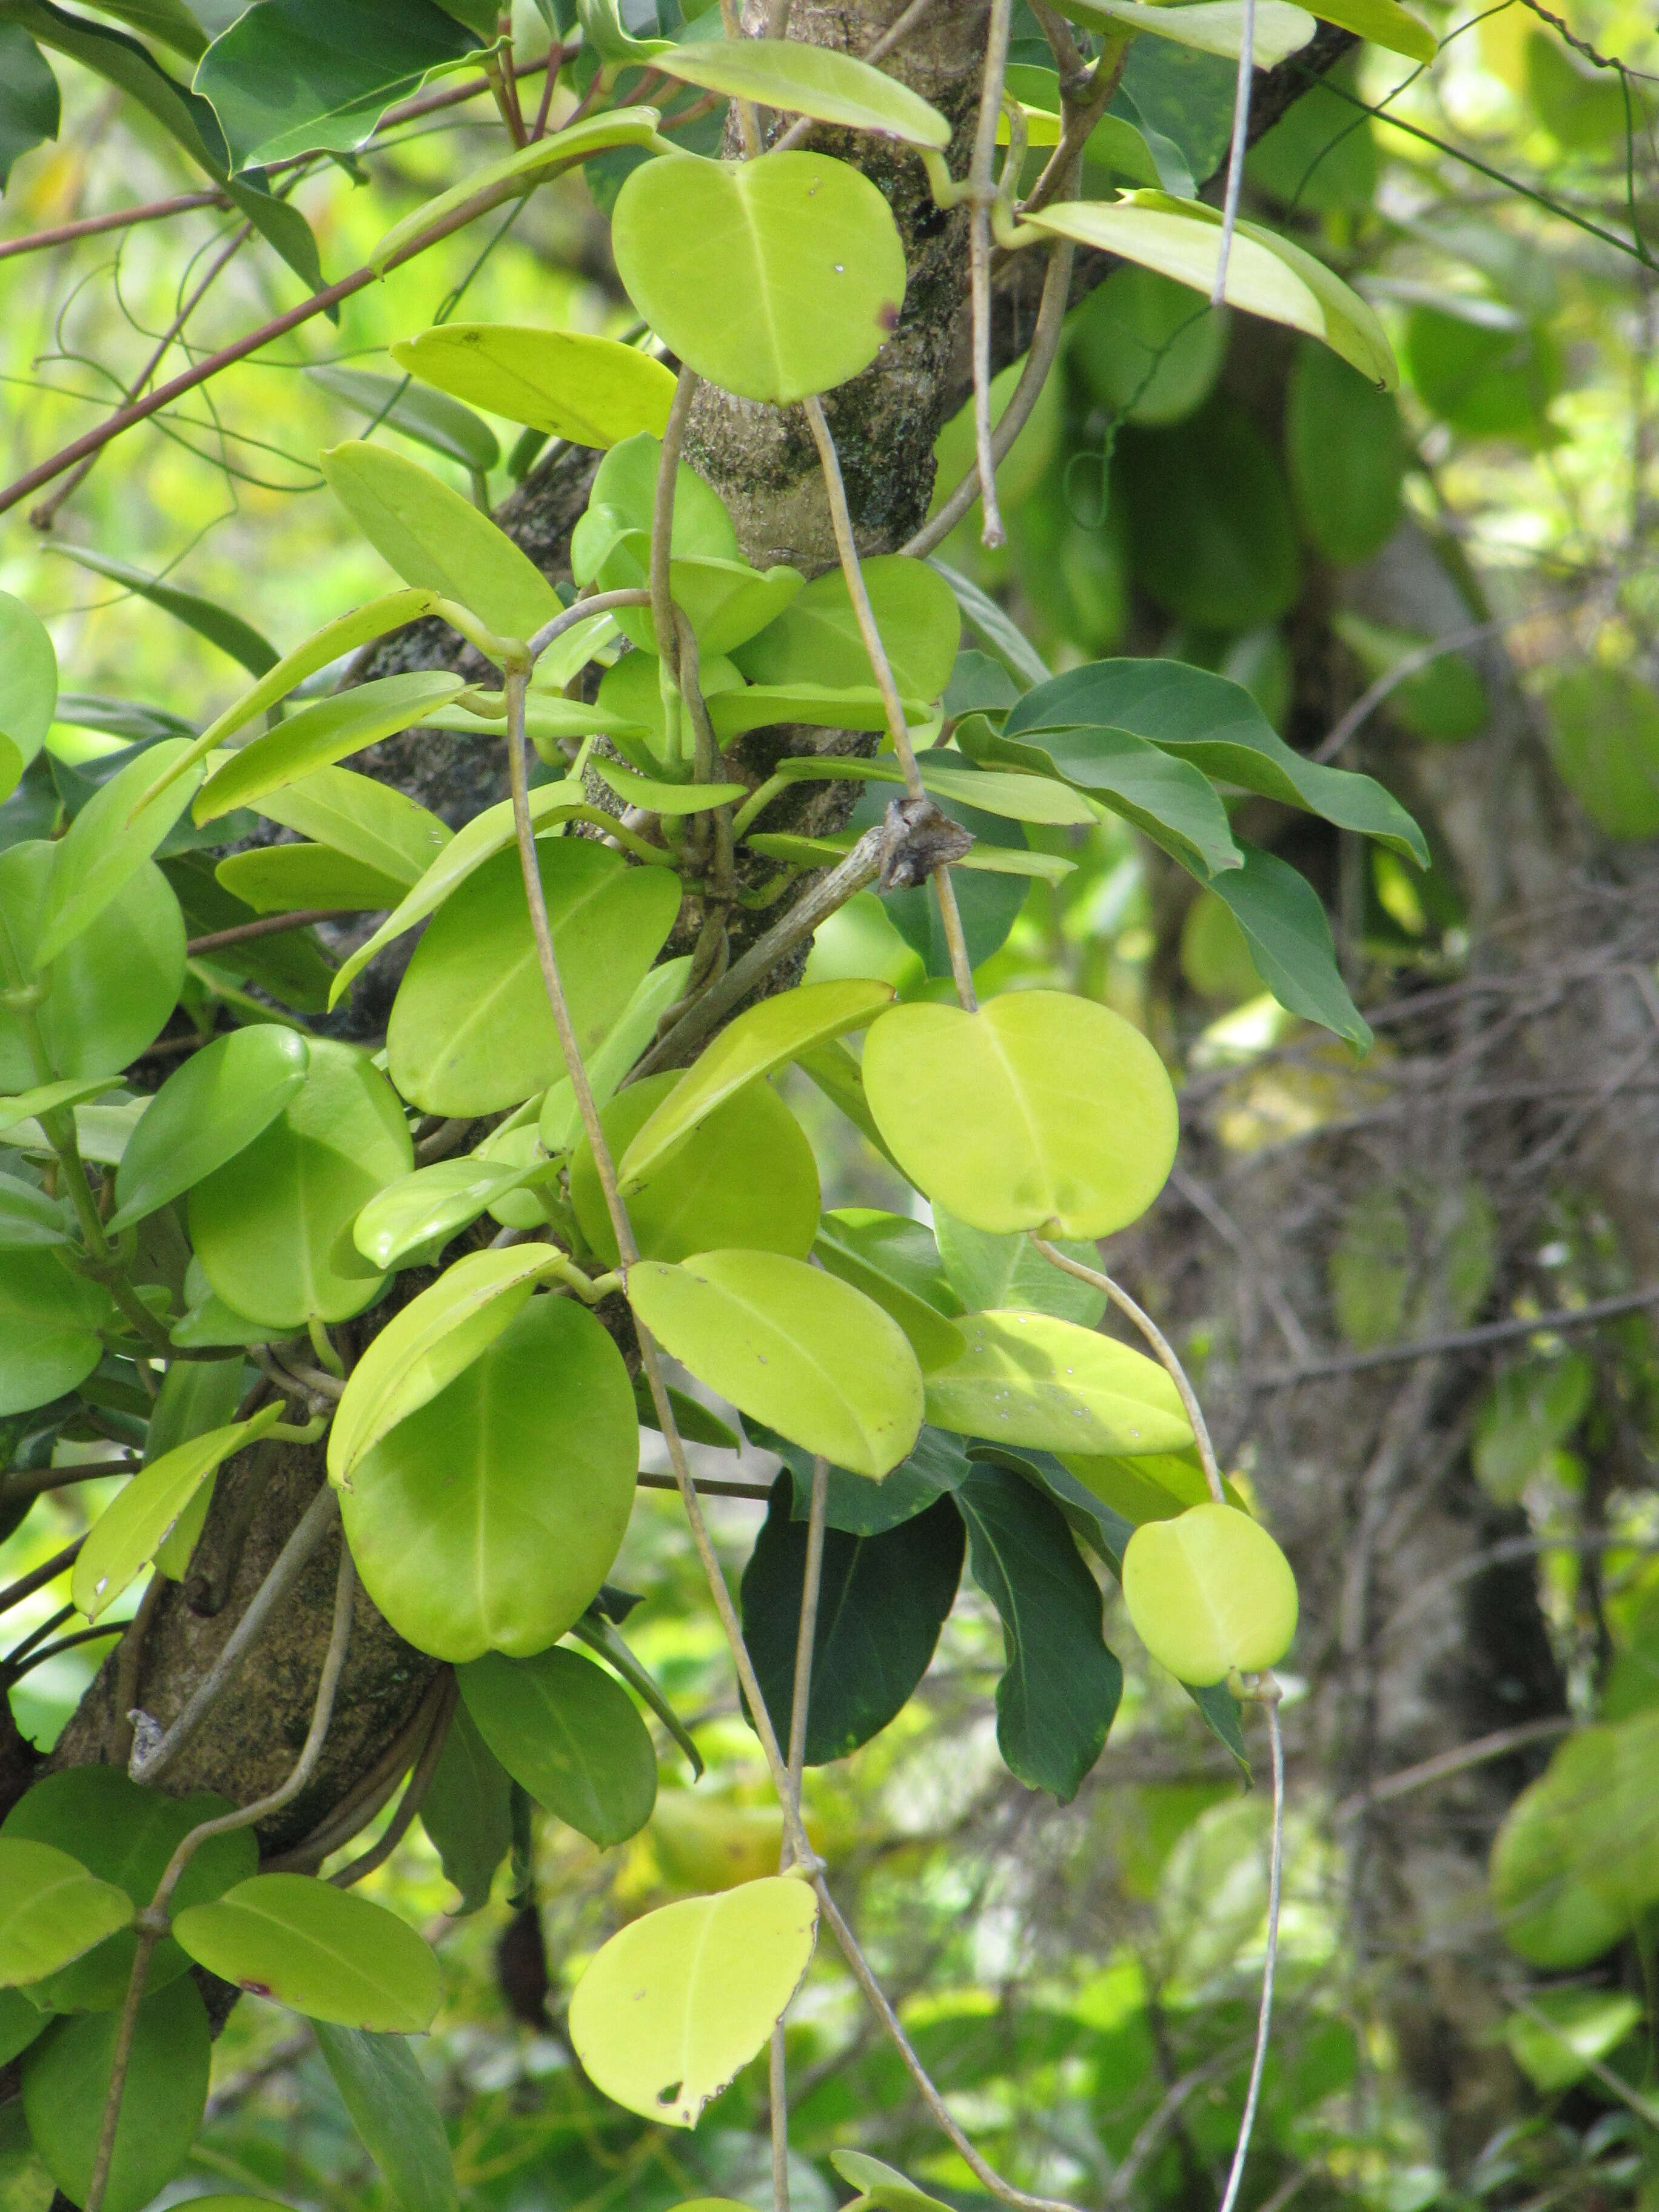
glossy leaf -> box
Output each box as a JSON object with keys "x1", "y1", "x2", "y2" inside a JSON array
[
  {"x1": 611, "y1": 150, "x2": 907, "y2": 405},
  {"x1": 393, "y1": 324, "x2": 678, "y2": 446},
  {"x1": 0, "y1": 1170, "x2": 69, "y2": 1248},
  {"x1": 352, "y1": 1156, "x2": 531, "y2": 1270},
  {"x1": 194, "y1": 669, "x2": 465, "y2": 822},
  {"x1": 366, "y1": 110, "x2": 667, "y2": 273},
  {"x1": 459, "y1": 1646, "x2": 657, "y2": 1846},
  {"x1": 0, "y1": 1838, "x2": 133, "y2": 1986},
  {"x1": 387, "y1": 839, "x2": 682, "y2": 1115},
  {"x1": 831, "y1": 2153, "x2": 956, "y2": 2212},
  {"x1": 21, "y1": 1976, "x2": 210, "y2": 2212},
  {"x1": 187, "y1": 1037, "x2": 413, "y2": 1329},
  {"x1": 0, "y1": 1250, "x2": 112, "y2": 1413},
  {"x1": 618, "y1": 979, "x2": 893, "y2": 1190},
  {"x1": 1310, "y1": 0, "x2": 1435, "y2": 59},
  {"x1": 810, "y1": 1215, "x2": 966, "y2": 1374},
  {"x1": 0, "y1": 30, "x2": 58, "y2": 194},
  {"x1": 1024, "y1": 192, "x2": 1396, "y2": 389},
  {"x1": 52, "y1": 545, "x2": 278, "y2": 678},
  {"x1": 925, "y1": 1311, "x2": 1192, "y2": 1456},
  {"x1": 572, "y1": 1070, "x2": 820, "y2": 1267},
  {"x1": 419, "y1": 1700, "x2": 513, "y2": 1915},
  {"x1": 962, "y1": 717, "x2": 1238, "y2": 879},
  {"x1": 540, "y1": 956, "x2": 694, "y2": 1153},
  {"x1": 321, "y1": 441, "x2": 559, "y2": 642},
  {"x1": 768, "y1": 1419, "x2": 971, "y2": 1537},
  {"x1": 2, "y1": 1769, "x2": 257, "y2": 2012},
  {"x1": 568, "y1": 1876, "x2": 819, "y2": 2126},
  {"x1": 329, "y1": 1244, "x2": 560, "y2": 1487},
  {"x1": 313, "y1": 2024, "x2": 461, "y2": 2212},
  {"x1": 736, "y1": 555, "x2": 960, "y2": 704},
  {"x1": 934, "y1": 1210, "x2": 1107, "y2": 1327},
  {"x1": 328, "y1": 779, "x2": 585, "y2": 1010},
  {"x1": 109, "y1": 1025, "x2": 309, "y2": 1231},
  {"x1": 340, "y1": 1296, "x2": 638, "y2": 1660},
  {"x1": 654, "y1": 38, "x2": 950, "y2": 147},
  {"x1": 1209, "y1": 844, "x2": 1372, "y2": 1049},
  {"x1": 741, "y1": 1478, "x2": 964, "y2": 1763},
  {"x1": 172, "y1": 1872, "x2": 442, "y2": 2031},
  {"x1": 1122, "y1": 1503, "x2": 1299, "y2": 1684},
  {"x1": 1060, "y1": 0, "x2": 1315, "y2": 63},
  {"x1": 573, "y1": 429, "x2": 739, "y2": 586},
  {"x1": 73, "y1": 1407, "x2": 280, "y2": 1620},
  {"x1": 215, "y1": 842, "x2": 410, "y2": 914},
  {"x1": 33, "y1": 737, "x2": 200, "y2": 964},
  {"x1": 0, "y1": 842, "x2": 184, "y2": 1085},
  {"x1": 1004, "y1": 659, "x2": 1427, "y2": 865},
  {"x1": 956, "y1": 1462, "x2": 1122, "y2": 1801},
  {"x1": 629, "y1": 1249, "x2": 924, "y2": 1479},
  {"x1": 147, "y1": 1356, "x2": 247, "y2": 1580},
  {"x1": 195, "y1": 0, "x2": 480, "y2": 170},
  {"x1": 862, "y1": 991, "x2": 1178, "y2": 1238},
  {"x1": 253, "y1": 766, "x2": 451, "y2": 886},
  {"x1": 307, "y1": 363, "x2": 500, "y2": 475}
]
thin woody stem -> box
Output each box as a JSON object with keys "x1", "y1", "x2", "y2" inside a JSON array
[
  {"x1": 800, "y1": 395, "x2": 977, "y2": 1008},
  {"x1": 1031, "y1": 1238, "x2": 1224, "y2": 1503},
  {"x1": 769, "y1": 1454, "x2": 830, "y2": 2212},
  {"x1": 86, "y1": 1538, "x2": 356, "y2": 2212},
  {"x1": 503, "y1": 672, "x2": 814, "y2": 1866},
  {"x1": 968, "y1": 0, "x2": 1015, "y2": 547},
  {"x1": 1213, "y1": 0, "x2": 1256, "y2": 303},
  {"x1": 330, "y1": 1671, "x2": 458, "y2": 1888},
  {"x1": 1217, "y1": 1677, "x2": 1285, "y2": 2212}
]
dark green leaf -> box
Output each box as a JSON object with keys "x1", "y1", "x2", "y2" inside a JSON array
[
  {"x1": 740, "y1": 1477, "x2": 965, "y2": 1763},
  {"x1": 419, "y1": 1698, "x2": 514, "y2": 1915},
  {"x1": 1210, "y1": 843, "x2": 1372, "y2": 1048},
  {"x1": 964, "y1": 717, "x2": 1241, "y2": 879},
  {"x1": 161, "y1": 854, "x2": 336, "y2": 1013},
  {"x1": 0, "y1": 28, "x2": 57, "y2": 189},
  {"x1": 307, "y1": 364, "x2": 501, "y2": 477},
  {"x1": 955, "y1": 1462, "x2": 1122, "y2": 1801},
  {"x1": 53, "y1": 548, "x2": 280, "y2": 679},
  {"x1": 748, "y1": 1416, "x2": 969, "y2": 1537},
  {"x1": 21, "y1": 1976, "x2": 210, "y2": 2212},
  {"x1": 1286, "y1": 340, "x2": 1406, "y2": 566},
  {"x1": 458, "y1": 1646, "x2": 659, "y2": 1848},
  {"x1": 1005, "y1": 655, "x2": 1427, "y2": 866},
  {"x1": 313, "y1": 2025, "x2": 460, "y2": 2212},
  {"x1": 1114, "y1": 396, "x2": 1302, "y2": 629},
  {"x1": 195, "y1": 0, "x2": 481, "y2": 170}
]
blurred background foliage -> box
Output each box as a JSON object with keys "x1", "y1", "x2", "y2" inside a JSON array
[{"x1": 4, "y1": 0, "x2": 1659, "y2": 2207}]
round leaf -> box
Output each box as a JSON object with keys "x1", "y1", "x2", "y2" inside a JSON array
[
  {"x1": 458, "y1": 1646, "x2": 658, "y2": 1845},
  {"x1": 923, "y1": 1310, "x2": 1192, "y2": 1455},
  {"x1": 172, "y1": 1872, "x2": 441, "y2": 2032},
  {"x1": 862, "y1": 990, "x2": 1178, "y2": 1239},
  {"x1": 628, "y1": 1249, "x2": 923, "y2": 1479},
  {"x1": 0, "y1": 1251, "x2": 112, "y2": 1415},
  {"x1": 568, "y1": 1875, "x2": 819, "y2": 2126},
  {"x1": 21, "y1": 1975, "x2": 210, "y2": 2212},
  {"x1": 340, "y1": 1295, "x2": 638, "y2": 1660},
  {"x1": 392, "y1": 324, "x2": 678, "y2": 446},
  {"x1": 573, "y1": 1070, "x2": 820, "y2": 1266},
  {"x1": 188, "y1": 1037, "x2": 413, "y2": 1329},
  {"x1": 109, "y1": 1025, "x2": 309, "y2": 1232},
  {"x1": 2, "y1": 1769, "x2": 257, "y2": 2011},
  {"x1": 611, "y1": 150, "x2": 907, "y2": 404},
  {"x1": 654, "y1": 38, "x2": 950, "y2": 147},
  {"x1": 1121, "y1": 1502, "x2": 1299, "y2": 1684},
  {"x1": 387, "y1": 839, "x2": 682, "y2": 1116},
  {"x1": 0, "y1": 1838, "x2": 133, "y2": 1987},
  {"x1": 618, "y1": 979, "x2": 893, "y2": 1191},
  {"x1": 0, "y1": 843, "x2": 184, "y2": 1088}
]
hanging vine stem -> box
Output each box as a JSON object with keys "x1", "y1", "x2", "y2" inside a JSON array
[
  {"x1": 84, "y1": 1538, "x2": 357, "y2": 2212},
  {"x1": 771, "y1": 1454, "x2": 830, "y2": 2212},
  {"x1": 1213, "y1": 0, "x2": 1257, "y2": 304},
  {"x1": 800, "y1": 394, "x2": 978, "y2": 1009},
  {"x1": 968, "y1": 0, "x2": 1016, "y2": 546},
  {"x1": 1217, "y1": 1675, "x2": 1286, "y2": 2212},
  {"x1": 1031, "y1": 1238, "x2": 1225, "y2": 1504}
]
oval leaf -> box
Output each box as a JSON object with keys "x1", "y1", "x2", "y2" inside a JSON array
[
  {"x1": 0, "y1": 1838, "x2": 133, "y2": 1986},
  {"x1": 194, "y1": 669, "x2": 466, "y2": 823},
  {"x1": 1121, "y1": 1502, "x2": 1299, "y2": 1684},
  {"x1": 392, "y1": 324, "x2": 678, "y2": 446},
  {"x1": 611, "y1": 150, "x2": 907, "y2": 404},
  {"x1": 73, "y1": 1407, "x2": 281, "y2": 1620},
  {"x1": 172, "y1": 1873, "x2": 441, "y2": 2031},
  {"x1": 924, "y1": 1311, "x2": 1192, "y2": 1456},
  {"x1": 339, "y1": 1295, "x2": 638, "y2": 1661},
  {"x1": 628, "y1": 1249, "x2": 923, "y2": 1479},
  {"x1": 654, "y1": 38, "x2": 950, "y2": 147},
  {"x1": 863, "y1": 991, "x2": 1178, "y2": 1239},
  {"x1": 458, "y1": 1645, "x2": 658, "y2": 1845},
  {"x1": 21, "y1": 1976, "x2": 210, "y2": 2212},
  {"x1": 1062, "y1": 0, "x2": 1316, "y2": 63},
  {"x1": 109, "y1": 1025, "x2": 310, "y2": 1232},
  {"x1": 568, "y1": 1876, "x2": 819, "y2": 2126}
]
